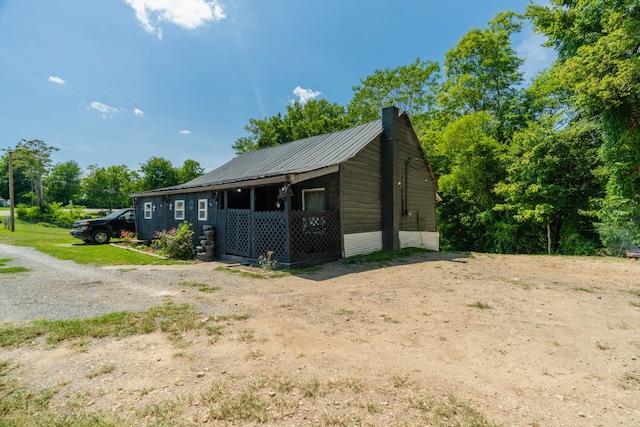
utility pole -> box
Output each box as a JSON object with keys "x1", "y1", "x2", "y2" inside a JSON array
[{"x1": 8, "y1": 149, "x2": 15, "y2": 232}]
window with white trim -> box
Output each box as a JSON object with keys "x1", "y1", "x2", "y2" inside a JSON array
[
  {"x1": 144, "y1": 202, "x2": 152, "y2": 219},
  {"x1": 198, "y1": 199, "x2": 207, "y2": 221},
  {"x1": 174, "y1": 200, "x2": 185, "y2": 220}
]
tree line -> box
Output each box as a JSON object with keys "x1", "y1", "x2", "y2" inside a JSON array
[
  {"x1": 2, "y1": 1, "x2": 638, "y2": 255},
  {"x1": 0, "y1": 142, "x2": 203, "y2": 211}
]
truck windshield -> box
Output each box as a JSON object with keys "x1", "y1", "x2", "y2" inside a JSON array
[{"x1": 105, "y1": 209, "x2": 130, "y2": 219}]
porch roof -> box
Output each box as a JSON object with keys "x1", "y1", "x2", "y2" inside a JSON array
[{"x1": 133, "y1": 118, "x2": 383, "y2": 196}]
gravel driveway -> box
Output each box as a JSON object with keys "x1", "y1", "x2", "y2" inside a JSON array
[{"x1": 0, "y1": 243, "x2": 223, "y2": 323}]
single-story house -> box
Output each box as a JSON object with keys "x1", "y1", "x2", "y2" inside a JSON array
[{"x1": 131, "y1": 106, "x2": 439, "y2": 268}]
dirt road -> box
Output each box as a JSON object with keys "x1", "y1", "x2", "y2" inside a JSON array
[{"x1": 1, "y1": 249, "x2": 640, "y2": 426}]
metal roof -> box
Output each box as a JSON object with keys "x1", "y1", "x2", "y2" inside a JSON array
[{"x1": 135, "y1": 118, "x2": 383, "y2": 196}]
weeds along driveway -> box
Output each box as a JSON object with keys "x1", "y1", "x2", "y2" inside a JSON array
[{"x1": 0, "y1": 243, "x2": 233, "y2": 323}]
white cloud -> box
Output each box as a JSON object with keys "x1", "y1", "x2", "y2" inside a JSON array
[
  {"x1": 179, "y1": 129, "x2": 191, "y2": 135},
  {"x1": 292, "y1": 86, "x2": 321, "y2": 104},
  {"x1": 134, "y1": 108, "x2": 144, "y2": 116},
  {"x1": 516, "y1": 32, "x2": 555, "y2": 82},
  {"x1": 48, "y1": 76, "x2": 65, "y2": 84},
  {"x1": 124, "y1": 0, "x2": 226, "y2": 39},
  {"x1": 89, "y1": 101, "x2": 121, "y2": 118}
]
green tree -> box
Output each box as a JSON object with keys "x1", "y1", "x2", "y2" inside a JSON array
[
  {"x1": 44, "y1": 160, "x2": 82, "y2": 204},
  {"x1": 81, "y1": 164, "x2": 138, "y2": 209},
  {"x1": 434, "y1": 112, "x2": 508, "y2": 251},
  {"x1": 139, "y1": 157, "x2": 179, "y2": 191},
  {"x1": 0, "y1": 153, "x2": 30, "y2": 205},
  {"x1": 12, "y1": 139, "x2": 59, "y2": 207},
  {"x1": 438, "y1": 11, "x2": 525, "y2": 141},
  {"x1": 347, "y1": 58, "x2": 440, "y2": 133},
  {"x1": 495, "y1": 116, "x2": 602, "y2": 254},
  {"x1": 527, "y1": 0, "x2": 640, "y2": 248},
  {"x1": 178, "y1": 159, "x2": 204, "y2": 183},
  {"x1": 433, "y1": 11, "x2": 526, "y2": 252},
  {"x1": 232, "y1": 99, "x2": 350, "y2": 153}
]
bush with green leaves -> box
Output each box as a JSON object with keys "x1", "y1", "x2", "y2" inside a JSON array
[
  {"x1": 152, "y1": 221, "x2": 196, "y2": 260},
  {"x1": 15, "y1": 202, "x2": 85, "y2": 227}
]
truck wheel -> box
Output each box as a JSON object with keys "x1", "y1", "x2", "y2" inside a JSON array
[{"x1": 90, "y1": 229, "x2": 111, "y2": 244}]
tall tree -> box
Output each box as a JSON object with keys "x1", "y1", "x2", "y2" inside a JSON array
[
  {"x1": 139, "y1": 157, "x2": 179, "y2": 191},
  {"x1": 495, "y1": 116, "x2": 602, "y2": 254},
  {"x1": 433, "y1": 11, "x2": 526, "y2": 252},
  {"x1": 434, "y1": 112, "x2": 509, "y2": 251},
  {"x1": 12, "y1": 139, "x2": 59, "y2": 207},
  {"x1": 44, "y1": 160, "x2": 82, "y2": 204},
  {"x1": 347, "y1": 58, "x2": 440, "y2": 133},
  {"x1": 438, "y1": 11, "x2": 525, "y2": 141},
  {"x1": 527, "y1": 0, "x2": 640, "y2": 247},
  {"x1": 81, "y1": 164, "x2": 138, "y2": 209},
  {"x1": 0, "y1": 153, "x2": 30, "y2": 205},
  {"x1": 178, "y1": 159, "x2": 204, "y2": 183},
  {"x1": 232, "y1": 99, "x2": 350, "y2": 154}
]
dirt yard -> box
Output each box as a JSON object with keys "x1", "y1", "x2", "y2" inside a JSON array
[{"x1": 3, "y1": 252, "x2": 640, "y2": 426}]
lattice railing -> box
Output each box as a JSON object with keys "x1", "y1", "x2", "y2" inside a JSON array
[
  {"x1": 252, "y1": 211, "x2": 288, "y2": 261},
  {"x1": 224, "y1": 209, "x2": 341, "y2": 265},
  {"x1": 289, "y1": 210, "x2": 341, "y2": 263}
]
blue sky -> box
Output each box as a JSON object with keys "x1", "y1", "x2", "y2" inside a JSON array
[{"x1": 0, "y1": 0, "x2": 553, "y2": 173}]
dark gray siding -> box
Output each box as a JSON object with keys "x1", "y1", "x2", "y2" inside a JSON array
[
  {"x1": 396, "y1": 119, "x2": 437, "y2": 232},
  {"x1": 340, "y1": 136, "x2": 383, "y2": 234},
  {"x1": 291, "y1": 173, "x2": 339, "y2": 211},
  {"x1": 135, "y1": 191, "x2": 221, "y2": 245}
]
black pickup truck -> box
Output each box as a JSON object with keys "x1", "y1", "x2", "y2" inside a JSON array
[{"x1": 70, "y1": 208, "x2": 136, "y2": 244}]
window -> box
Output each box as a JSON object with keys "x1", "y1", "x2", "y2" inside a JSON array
[
  {"x1": 302, "y1": 188, "x2": 325, "y2": 211},
  {"x1": 174, "y1": 200, "x2": 185, "y2": 220},
  {"x1": 144, "y1": 202, "x2": 152, "y2": 219},
  {"x1": 302, "y1": 188, "x2": 326, "y2": 235},
  {"x1": 198, "y1": 199, "x2": 207, "y2": 221}
]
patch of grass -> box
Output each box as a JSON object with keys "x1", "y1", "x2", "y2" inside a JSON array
[
  {"x1": 508, "y1": 278, "x2": 535, "y2": 290},
  {"x1": 0, "y1": 301, "x2": 232, "y2": 348},
  {"x1": 290, "y1": 265, "x2": 322, "y2": 275},
  {"x1": 469, "y1": 301, "x2": 493, "y2": 309},
  {"x1": 409, "y1": 394, "x2": 497, "y2": 426},
  {"x1": 360, "y1": 401, "x2": 381, "y2": 414},
  {"x1": 621, "y1": 373, "x2": 640, "y2": 390},
  {"x1": 0, "y1": 257, "x2": 31, "y2": 275},
  {"x1": 237, "y1": 328, "x2": 255, "y2": 342},
  {"x1": 214, "y1": 265, "x2": 289, "y2": 279},
  {"x1": 626, "y1": 289, "x2": 640, "y2": 298},
  {"x1": 300, "y1": 378, "x2": 323, "y2": 397},
  {"x1": 572, "y1": 286, "x2": 594, "y2": 293},
  {"x1": 212, "y1": 313, "x2": 251, "y2": 322},
  {"x1": 343, "y1": 247, "x2": 428, "y2": 267},
  {"x1": 86, "y1": 364, "x2": 116, "y2": 379},
  {"x1": 334, "y1": 308, "x2": 355, "y2": 316},
  {"x1": 245, "y1": 348, "x2": 263, "y2": 360},
  {"x1": 209, "y1": 390, "x2": 269, "y2": 423},
  {"x1": 0, "y1": 219, "x2": 185, "y2": 266},
  {"x1": 0, "y1": 266, "x2": 31, "y2": 274},
  {"x1": 630, "y1": 301, "x2": 640, "y2": 308},
  {"x1": 391, "y1": 373, "x2": 410, "y2": 388},
  {"x1": 178, "y1": 281, "x2": 221, "y2": 293},
  {"x1": 380, "y1": 314, "x2": 400, "y2": 323}
]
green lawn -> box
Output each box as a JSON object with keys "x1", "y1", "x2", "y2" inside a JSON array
[{"x1": 0, "y1": 219, "x2": 185, "y2": 266}]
